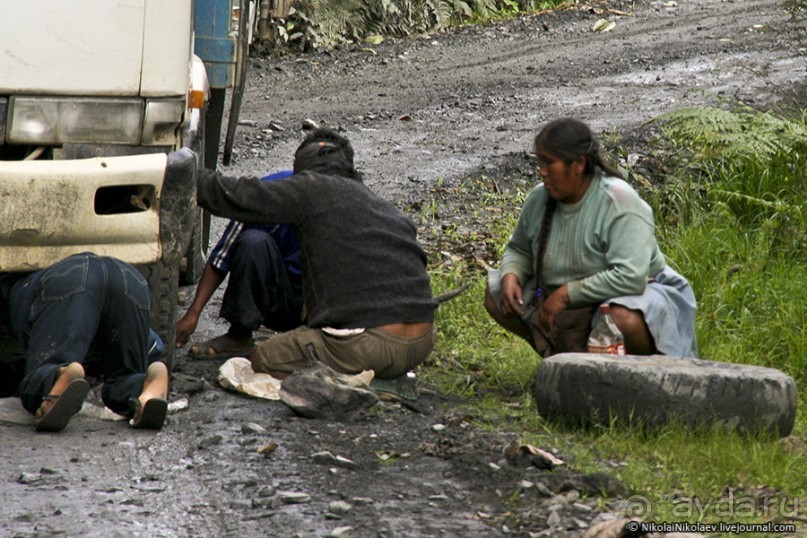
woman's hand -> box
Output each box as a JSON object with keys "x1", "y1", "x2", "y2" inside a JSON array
[
  {"x1": 500, "y1": 273, "x2": 525, "y2": 317},
  {"x1": 537, "y1": 284, "x2": 571, "y2": 332}
]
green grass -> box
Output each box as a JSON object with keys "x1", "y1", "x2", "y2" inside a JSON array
[{"x1": 419, "y1": 105, "x2": 807, "y2": 533}]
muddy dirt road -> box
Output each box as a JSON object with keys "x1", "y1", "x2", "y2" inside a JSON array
[{"x1": 1, "y1": 1, "x2": 804, "y2": 537}]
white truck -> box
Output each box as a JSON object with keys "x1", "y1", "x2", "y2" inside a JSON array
[{"x1": 0, "y1": 0, "x2": 238, "y2": 367}]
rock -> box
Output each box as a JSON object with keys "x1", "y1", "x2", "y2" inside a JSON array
[
  {"x1": 533, "y1": 481, "x2": 553, "y2": 497},
  {"x1": 258, "y1": 486, "x2": 275, "y2": 497},
  {"x1": 329, "y1": 500, "x2": 352, "y2": 515},
  {"x1": 326, "y1": 527, "x2": 353, "y2": 538},
  {"x1": 242, "y1": 422, "x2": 266, "y2": 434},
  {"x1": 171, "y1": 373, "x2": 210, "y2": 394},
  {"x1": 18, "y1": 472, "x2": 46, "y2": 485},
  {"x1": 257, "y1": 442, "x2": 278, "y2": 455},
  {"x1": 312, "y1": 451, "x2": 338, "y2": 465},
  {"x1": 198, "y1": 434, "x2": 223, "y2": 449},
  {"x1": 279, "y1": 362, "x2": 379, "y2": 420},
  {"x1": 278, "y1": 491, "x2": 311, "y2": 504},
  {"x1": 301, "y1": 118, "x2": 319, "y2": 131}
]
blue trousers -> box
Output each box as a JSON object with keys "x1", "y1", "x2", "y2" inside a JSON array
[
  {"x1": 12, "y1": 254, "x2": 155, "y2": 417},
  {"x1": 220, "y1": 228, "x2": 304, "y2": 333}
]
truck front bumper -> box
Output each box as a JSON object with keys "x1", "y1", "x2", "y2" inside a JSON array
[{"x1": 0, "y1": 148, "x2": 196, "y2": 271}]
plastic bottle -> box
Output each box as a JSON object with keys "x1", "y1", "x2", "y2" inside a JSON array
[{"x1": 587, "y1": 304, "x2": 626, "y2": 355}]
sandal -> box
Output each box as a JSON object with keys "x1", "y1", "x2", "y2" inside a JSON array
[
  {"x1": 188, "y1": 334, "x2": 255, "y2": 360},
  {"x1": 34, "y1": 378, "x2": 90, "y2": 432},
  {"x1": 129, "y1": 397, "x2": 168, "y2": 429}
]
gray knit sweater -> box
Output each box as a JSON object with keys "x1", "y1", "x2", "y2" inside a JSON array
[{"x1": 197, "y1": 168, "x2": 437, "y2": 329}]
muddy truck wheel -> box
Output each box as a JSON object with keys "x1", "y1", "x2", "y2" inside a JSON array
[
  {"x1": 148, "y1": 148, "x2": 197, "y2": 371},
  {"x1": 533, "y1": 353, "x2": 797, "y2": 437},
  {"x1": 179, "y1": 207, "x2": 211, "y2": 286},
  {"x1": 139, "y1": 260, "x2": 179, "y2": 371},
  {"x1": 179, "y1": 96, "x2": 214, "y2": 286}
]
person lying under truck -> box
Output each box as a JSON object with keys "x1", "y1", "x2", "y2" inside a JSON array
[
  {"x1": 196, "y1": 128, "x2": 438, "y2": 380},
  {"x1": 0, "y1": 253, "x2": 169, "y2": 432}
]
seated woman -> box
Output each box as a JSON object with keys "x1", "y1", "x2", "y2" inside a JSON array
[{"x1": 484, "y1": 117, "x2": 698, "y2": 358}]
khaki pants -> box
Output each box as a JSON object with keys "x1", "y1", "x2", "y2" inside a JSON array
[{"x1": 251, "y1": 325, "x2": 437, "y2": 379}]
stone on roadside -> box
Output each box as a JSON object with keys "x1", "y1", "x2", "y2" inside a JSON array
[
  {"x1": 329, "y1": 500, "x2": 352, "y2": 515},
  {"x1": 242, "y1": 422, "x2": 266, "y2": 434},
  {"x1": 312, "y1": 451, "x2": 338, "y2": 465},
  {"x1": 326, "y1": 526, "x2": 353, "y2": 538},
  {"x1": 546, "y1": 509, "x2": 561, "y2": 527},
  {"x1": 278, "y1": 491, "x2": 311, "y2": 504},
  {"x1": 279, "y1": 362, "x2": 379, "y2": 420},
  {"x1": 258, "y1": 486, "x2": 276, "y2": 497}
]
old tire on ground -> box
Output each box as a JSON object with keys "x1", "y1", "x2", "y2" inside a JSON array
[
  {"x1": 533, "y1": 353, "x2": 797, "y2": 437},
  {"x1": 139, "y1": 260, "x2": 179, "y2": 371}
]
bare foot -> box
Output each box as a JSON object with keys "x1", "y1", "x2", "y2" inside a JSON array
[
  {"x1": 138, "y1": 362, "x2": 169, "y2": 408},
  {"x1": 130, "y1": 362, "x2": 169, "y2": 429},
  {"x1": 36, "y1": 362, "x2": 85, "y2": 420}
]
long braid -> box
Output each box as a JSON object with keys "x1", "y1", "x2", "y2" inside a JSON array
[
  {"x1": 534, "y1": 196, "x2": 558, "y2": 295},
  {"x1": 586, "y1": 139, "x2": 624, "y2": 179}
]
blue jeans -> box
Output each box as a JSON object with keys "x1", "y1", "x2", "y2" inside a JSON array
[
  {"x1": 12, "y1": 253, "x2": 156, "y2": 417},
  {"x1": 220, "y1": 228, "x2": 304, "y2": 333}
]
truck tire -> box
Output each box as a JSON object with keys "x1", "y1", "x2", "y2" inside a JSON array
[
  {"x1": 139, "y1": 260, "x2": 179, "y2": 371},
  {"x1": 179, "y1": 207, "x2": 210, "y2": 286},
  {"x1": 533, "y1": 353, "x2": 797, "y2": 437},
  {"x1": 179, "y1": 96, "x2": 214, "y2": 287}
]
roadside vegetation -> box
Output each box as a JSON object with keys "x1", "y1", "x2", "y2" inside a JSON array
[
  {"x1": 421, "y1": 103, "x2": 807, "y2": 529},
  {"x1": 258, "y1": 0, "x2": 566, "y2": 51}
]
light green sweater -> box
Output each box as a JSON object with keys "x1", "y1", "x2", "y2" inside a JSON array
[{"x1": 500, "y1": 171, "x2": 666, "y2": 307}]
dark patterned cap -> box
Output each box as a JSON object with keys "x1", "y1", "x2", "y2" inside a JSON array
[{"x1": 293, "y1": 141, "x2": 341, "y2": 173}]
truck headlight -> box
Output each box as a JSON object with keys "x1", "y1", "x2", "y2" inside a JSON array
[
  {"x1": 7, "y1": 97, "x2": 144, "y2": 145},
  {"x1": 142, "y1": 99, "x2": 185, "y2": 145}
]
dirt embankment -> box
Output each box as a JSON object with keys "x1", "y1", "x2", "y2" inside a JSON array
[{"x1": 0, "y1": 1, "x2": 804, "y2": 537}]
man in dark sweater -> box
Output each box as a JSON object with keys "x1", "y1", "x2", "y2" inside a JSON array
[{"x1": 196, "y1": 129, "x2": 437, "y2": 379}]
